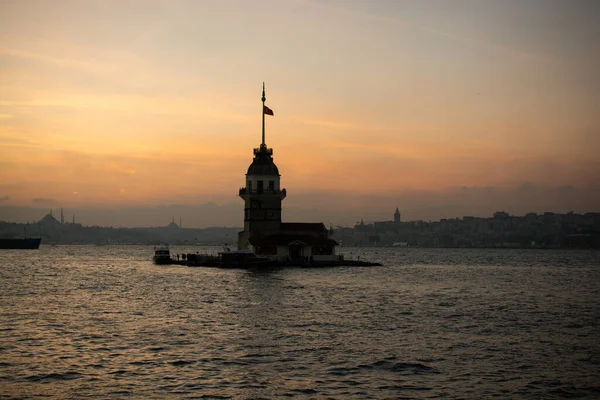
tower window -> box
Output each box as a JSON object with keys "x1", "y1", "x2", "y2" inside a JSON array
[
  {"x1": 269, "y1": 180, "x2": 275, "y2": 191},
  {"x1": 248, "y1": 181, "x2": 253, "y2": 192},
  {"x1": 257, "y1": 180, "x2": 264, "y2": 193}
]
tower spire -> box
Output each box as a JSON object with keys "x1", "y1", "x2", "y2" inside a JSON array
[{"x1": 261, "y1": 82, "x2": 266, "y2": 146}]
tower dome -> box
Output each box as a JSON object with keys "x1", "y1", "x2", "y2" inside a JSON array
[{"x1": 247, "y1": 145, "x2": 280, "y2": 176}]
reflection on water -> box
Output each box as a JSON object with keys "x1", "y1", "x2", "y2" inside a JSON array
[{"x1": 0, "y1": 246, "x2": 599, "y2": 399}]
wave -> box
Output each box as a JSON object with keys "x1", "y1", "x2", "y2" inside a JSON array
[{"x1": 25, "y1": 371, "x2": 83, "y2": 382}]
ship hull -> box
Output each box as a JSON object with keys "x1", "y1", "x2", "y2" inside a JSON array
[{"x1": 0, "y1": 238, "x2": 42, "y2": 249}]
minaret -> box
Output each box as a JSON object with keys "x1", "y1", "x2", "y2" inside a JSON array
[{"x1": 237, "y1": 84, "x2": 285, "y2": 250}]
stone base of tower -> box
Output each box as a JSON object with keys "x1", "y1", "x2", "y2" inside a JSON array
[{"x1": 237, "y1": 230, "x2": 250, "y2": 251}]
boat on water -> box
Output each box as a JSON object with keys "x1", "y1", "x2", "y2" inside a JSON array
[
  {"x1": 0, "y1": 237, "x2": 42, "y2": 249},
  {"x1": 153, "y1": 246, "x2": 172, "y2": 265}
]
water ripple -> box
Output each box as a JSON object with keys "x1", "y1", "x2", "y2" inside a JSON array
[{"x1": 0, "y1": 246, "x2": 599, "y2": 398}]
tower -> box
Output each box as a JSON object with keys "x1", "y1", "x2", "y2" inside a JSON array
[
  {"x1": 237, "y1": 84, "x2": 286, "y2": 250},
  {"x1": 394, "y1": 207, "x2": 401, "y2": 225}
]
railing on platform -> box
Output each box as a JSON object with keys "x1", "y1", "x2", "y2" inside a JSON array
[
  {"x1": 239, "y1": 187, "x2": 287, "y2": 198},
  {"x1": 254, "y1": 147, "x2": 273, "y2": 156}
]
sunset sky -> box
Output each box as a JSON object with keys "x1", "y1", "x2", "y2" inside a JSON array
[{"x1": 1, "y1": 0, "x2": 599, "y2": 227}]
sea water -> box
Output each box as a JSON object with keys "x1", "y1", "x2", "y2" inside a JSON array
[{"x1": 1, "y1": 246, "x2": 599, "y2": 399}]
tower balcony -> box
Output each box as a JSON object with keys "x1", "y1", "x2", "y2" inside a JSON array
[
  {"x1": 254, "y1": 147, "x2": 273, "y2": 156},
  {"x1": 239, "y1": 187, "x2": 287, "y2": 199}
]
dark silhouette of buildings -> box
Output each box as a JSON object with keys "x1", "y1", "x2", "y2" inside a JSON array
[
  {"x1": 0, "y1": 206, "x2": 597, "y2": 249},
  {"x1": 333, "y1": 210, "x2": 600, "y2": 248},
  {"x1": 0, "y1": 209, "x2": 238, "y2": 246}
]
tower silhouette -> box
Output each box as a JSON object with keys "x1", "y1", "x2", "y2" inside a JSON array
[
  {"x1": 394, "y1": 207, "x2": 401, "y2": 224},
  {"x1": 237, "y1": 83, "x2": 286, "y2": 250}
]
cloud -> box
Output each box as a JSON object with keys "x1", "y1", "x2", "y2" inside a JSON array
[
  {"x1": 31, "y1": 197, "x2": 58, "y2": 206},
  {"x1": 0, "y1": 47, "x2": 105, "y2": 73},
  {"x1": 0, "y1": 136, "x2": 43, "y2": 148},
  {"x1": 291, "y1": 116, "x2": 354, "y2": 129},
  {"x1": 0, "y1": 195, "x2": 9, "y2": 202},
  {"x1": 302, "y1": 0, "x2": 549, "y2": 62},
  {"x1": 0, "y1": 94, "x2": 255, "y2": 121}
]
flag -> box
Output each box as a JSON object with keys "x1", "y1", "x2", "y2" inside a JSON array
[{"x1": 263, "y1": 105, "x2": 274, "y2": 116}]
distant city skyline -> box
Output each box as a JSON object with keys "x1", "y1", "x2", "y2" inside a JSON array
[
  {"x1": 1, "y1": 0, "x2": 599, "y2": 222},
  {"x1": 2, "y1": 205, "x2": 597, "y2": 248},
  {"x1": 1, "y1": 186, "x2": 598, "y2": 229}
]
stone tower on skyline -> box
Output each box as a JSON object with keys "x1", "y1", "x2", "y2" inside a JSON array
[
  {"x1": 235, "y1": 85, "x2": 337, "y2": 262},
  {"x1": 237, "y1": 84, "x2": 286, "y2": 250}
]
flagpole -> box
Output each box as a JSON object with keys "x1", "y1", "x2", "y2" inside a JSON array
[{"x1": 261, "y1": 82, "x2": 266, "y2": 146}]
